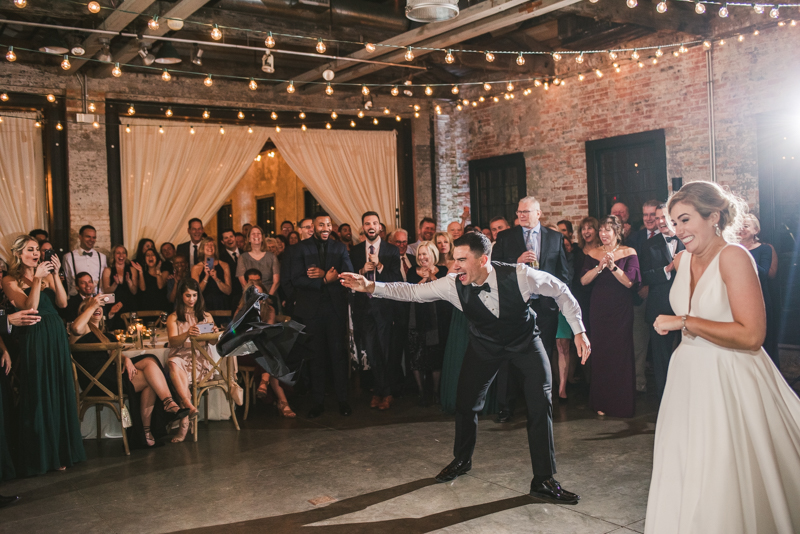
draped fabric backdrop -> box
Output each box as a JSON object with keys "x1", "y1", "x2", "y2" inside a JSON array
[
  {"x1": 0, "y1": 112, "x2": 47, "y2": 260},
  {"x1": 271, "y1": 129, "x2": 398, "y2": 229},
  {"x1": 119, "y1": 119, "x2": 270, "y2": 250}
]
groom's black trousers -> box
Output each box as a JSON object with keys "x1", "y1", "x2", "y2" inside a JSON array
[{"x1": 454, "y1": 335, "x2": 556, "y2": 478}]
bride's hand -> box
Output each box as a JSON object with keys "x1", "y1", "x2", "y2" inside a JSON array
[{"x1": 653, "y1": 315, "x2": 682, "y2": 335}]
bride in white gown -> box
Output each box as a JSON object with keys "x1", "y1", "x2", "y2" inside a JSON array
[{"x1": 646, "y1": 181, "x2": 800, "y2": 534}]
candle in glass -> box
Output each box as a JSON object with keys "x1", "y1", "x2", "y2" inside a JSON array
[{"x1": 135, "y1": 323, "x2": 143, "y2": 349}]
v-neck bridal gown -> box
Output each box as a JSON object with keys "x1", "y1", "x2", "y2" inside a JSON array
[{"x1": 645, "y1": 246, "x2": 800, "y2": 534}]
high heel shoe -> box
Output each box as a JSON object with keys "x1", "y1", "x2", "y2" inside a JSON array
[
  {"x1": 256, "y1": 381, "x2": 269, "y2": 399},
  {"x1": 144, "y1": 426, "x2": 155, "y2": 447},
  {"x1": 163, "y1": 397, "x2": 192, "y2": 420},
  {"x1": 276, "y1": 400, "x2": 296, "y2": 418}
]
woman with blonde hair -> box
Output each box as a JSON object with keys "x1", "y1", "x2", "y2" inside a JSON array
[
  {"x1": 1, "y1": 235, "x2": 85, "y2": 474},
  {"x1": 102, "y1": 244, "x2": 139, "y2": 330},
  {"x1": 191, "y1": 237, "x2": 232, "y2": 316},
  {"x1": 646, "y1": 181, "x2": 800, "y2": 533},
  {"x1": 433, "y1": 231, "x2": 454, "y2": 272}
]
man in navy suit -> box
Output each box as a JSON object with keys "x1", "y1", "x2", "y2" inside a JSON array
[
  {"x1": 642, "y1": 204, "x2": 684, "y2": 401},
  {"x1": 290, "y1": 213, "x2": 354, "y2": 418},
  {"x1": 351, "y1": 211, "x2": 402, "y2": 410},
  {"x1": 491, "y1": 196, "x2": 570, "y2": 422},
  {"x1": 387, "y1": 228, "x2": 418, "y2": 396}
]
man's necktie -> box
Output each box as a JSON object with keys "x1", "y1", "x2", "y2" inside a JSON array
[
  {"x1": 648, "y1": 230, "x2": 657, "y2": 239},
  {"x1": 232, "y1": 251, "x2": 238, "y2": 262},
  {"x1": 367, "y1": 245, "x2": 375, "y2": 282},
  {"x1": 401, "y1": 256, "x2": 409, "y2": 277},
  {"x1": 472, "y1": 283, "x2": 491, "y2": 294},
  {"x1": 82, "y1": 251, "x2": 93, "y2": 257},
  {"x1": 193, "y1": 244, "x2": 199, "y2": 265}
]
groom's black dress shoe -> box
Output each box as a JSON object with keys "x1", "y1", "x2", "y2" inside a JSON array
[
  {"x1": 529, "y1": 478, "x2": 580, "y2": 504},
  {"x1": 0, "y1": 494, "x2": 20, "y2": 508},
  {"x1": 495, "y1": 410, "x2": 512, "y2": 423},
  {"x1": 435, "y1": 459, "x2": 472, "y2": 482}
]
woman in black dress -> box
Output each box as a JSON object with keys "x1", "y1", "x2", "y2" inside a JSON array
[
  {"x1": 136, "y1": 248, "x2": 170, "y2": 312},
  {"x1": 102, "y1": 245, "x2": 139, "y2": 330},
  {"x1": 132, "y1": 238, "x2": 156, "y2": 265},
  {"x1": 191, "y1": 238, "x2": 232, "y2": 318},
  {"x1": 69, "y1": 297, "x2": 189, "y2": 447}
]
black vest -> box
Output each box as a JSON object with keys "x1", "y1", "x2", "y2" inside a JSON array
[{"x1": 455, "y1": 262, "x2": 538, "y2": 354}]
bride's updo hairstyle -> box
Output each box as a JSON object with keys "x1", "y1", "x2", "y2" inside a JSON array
[{"x1": 668, "y1": 181, "x2": 747, "y2": 242}]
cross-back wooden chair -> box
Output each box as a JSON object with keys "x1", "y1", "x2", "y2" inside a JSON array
[
  {"x1": 189, "y1": 332, "x2": 240, "y2": 442},
  {"x1": 69, "y1": 342, "x2": 130, "y2": 455},
  {"x1": 120, "y1": 310, "x2": 164, "y2": 329}
]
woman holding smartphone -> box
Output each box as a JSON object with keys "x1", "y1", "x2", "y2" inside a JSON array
[
  {"x1": 102, "y1": 244, "x2": 139, "y2": 330},
  {"x1": 166, "y1": 278, "x2": 218, "y2": 442},
  {"x1": 1, "y1": 235, "x2": 85, "y2": 475},
  {"x1": 191, "y1": 238, "x2": 231, "y2": 316}
]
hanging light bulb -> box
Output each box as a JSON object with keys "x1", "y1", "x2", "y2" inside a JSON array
[
  {"x1": 656, "y1": 47, "x2": 664, "y2": 57},
  {"x1": 350, "y1": 120, "x2": 356, "y2": 127},
  {"x1": 271, "y1": 111, "x2": 277, "y2": 120},
  {"x1": 362, "y1": 84, "x2": 370, "y2": 96},
  {"x1": 753, "y1": 3, "x2": 765, "y2": 13},
  {"x1": 627, "y1": 0, "x2": 637, "y2": 7},
  {"x1": 445, "y1": 49, "x2": 455, "y2": 64},
  {"x1": 506, "y1": 82, "x2": 514, "y2": 91},
  {"x1": 365, "y1": 42, "x2": 376, "y2": 53},
  {"x1": 61, "y1": 54, "x2": 71, "y2": 70},
  {"x1": 358, "y1": 110, "x2": 365, "y2": 118},
  {"x1": 373, "y1": 118, "x2": 379, "y2": 124},
  {"x1": 326, "y1": 83, "x2": 334, "y2": 95},
  {"x1": 112, "y1": 63, "x2": 122, "y2": 77},
  {"x1": 211, "y1": 24, "x2": 222, "y2": 41},
  {"x1": 534, "y1": 79, "x2": 542, "y2": 87},
  {"x1": 316, "y1": 39, "x2": 326, "y2": 54},
  {"x1": 414, "y1": 104, "x2": 421, "y2": 111},
  {"x1": 516, "y1": 52, "x2": 525, "y2": 65},
  {"x1": 609, "y1": 51, "x2": 618, "y2": 60},
  {"x1": 703, "y1": 40, "x2": 712, "y2": 48},
  {"x1": 425, "y1": 85, "x2": 433, "y2": 96},
  {"x1": 166, "y1": 108, "x2": 173, "y2": 117},
  {"x1": 0, "y1": 93, "x2": 8, "y2": 102},
  {"x1": 88, "y1": 1, "x2": 101, "y2": 13},
  {"x1": 679, "y1": 43, "x2": 688, "y2": 53},
  {"x1": 219, "y1": 126, "x2": 225, "y2": 134},
  {"x1": 287, "y1": 81, "x2": 295, "y2": 93},
  {"x1": 632, "y1": 49, "x2": 640, "y2": 60},
  {"x1": 552, "y1": 52, "x2": 562, "y2": 61},
  {"x1": 14, "y1": 0, "x2": 26, "y2": 7},
  {"x1": 391, "y1": 85, "x2": 399, "y2": 96},
  {"x1": 414, "y1": 112, "x2": 420, "y2": 118},
  {"x1": 769, "y1": 5, "x2": 779, "y2": 17},
  {"x1": 46, "y1": 94, "x2": 56, "y2": 102},
  {"x1": 301, "y1": 124, "x2": 307, "y2": 131},
  {"x1": 202, "y1": 109, "x2": 210, "y2": 119},
  {"x1": 578, "y1": 73, "x2": 585, "y2": 81},
  {"x1": 249, "y1": 78, "x2": 257, "y2": 90},
  {"x1": 148, "y1": 15, "x2": 159, "y2": 31},
  {"x1": 553, "y1": 78, "x2": 561, "y2": 86},
  {"x1": 6, "y1": 47, "x2": 16, "y2": 62},
  {"x1": 275, "y1": 126, "x2": 281, "y2": 132},
  {"x1": 638, "y1": 61, "x2": 645, "y2": 68},
  {"x1": 299, "y1": 111, "x2": 306, "y2": 119},
  {"x1": 673, "y1": 50, "x2": 680, "y2": 57},
  {"x1": 479, "y1": 96, "x2": 485, "y2": 102},
  {"x1": 695, "y1": 1, "x2": 706, "y2": 13},
  {"x1": 128, "y1": 104, "x2": 136, "y2": 115},
  {"x1": 383, "y1": 108, "x2": 390, "y2": 115},
  {"x1": 265, "y1": 32, "x2": 275, "y2": 48},
  {"x1": 485, "y1": 51, "x2": 495, "y2": 62},
  {"x1": 238, "y1": 110, "x2": 244, "y2": 119},
  {"x1": 616, "y1": 65, "x2": 622, "y2": 72},
  {"x1": 544, "y1": 82, "x2": 549, "y2": 91},
  {"x1": 483, "y1": 82, "x2": 491, "y2": 91},
  {"x1": 652, "y1": 57, "x2": 659, "y2": 64},
  {"x1": 161, "y1": 69, "x2": 171, "y2": 82},
  {"x1": 88, "y1": 102, "x2": 96, "y2": 112},
  {"x1": 451, "y1": 85, "x2": 459, "y2": 94},
  {"x1": 595, "y1": 69, "x2": 604, "y2": 77},
  {"x1": 405, "y1": 47, "x2": 414, "y2": 61},
  {"x1": 204, "y1": 74, "x2": 213, "y2": 87},
  {"x1": 719, "y1": 4, "x2": 729, "y2": 17},
  {"x1": 576, "y1": 53, "x2": 584, "y2": 63},
  {"x1": 126, "y1": 124, "x2": 131, "y2": 133},
  {"x1": 158, "y1": 125, "x2": 164, "y2": 134},
  {"x1": 325, "y1": 123, "x2": 331, "y2": 129},
  {"x1": 395, "y1": 115, "x2": 402, "y2": 122},
  {"x1": 737, "y1": 34, "x2": 745, "y2": 42},
  {"x1": 657, "y1": 1, "x2": 667, "y2": 13},
  {"x1": 331, "y1": 111, "x2": 338, "y2": 119},
  {"x1": 91, "y1": 121, "x2": 99, "y2": 129}
]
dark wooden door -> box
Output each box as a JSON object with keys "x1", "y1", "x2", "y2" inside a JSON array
[{"x1": 468, "y1": 153, "x2": 527, "y2": 229}]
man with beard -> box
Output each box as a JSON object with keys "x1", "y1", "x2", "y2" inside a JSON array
[
  {"x1": 290, "y1": 213, "x2": 354, "y2": 418},
  {"x1": 350, "y1": 212, "x2": 402, "y2": 410},
  {"x1": 408, "y1": 217, "x2": 436, "y2": 255},
  {"x1": 219, "y1": 228, "x2": 243, "y2": 311},
  {"x1": 339, "y1": 224, "x2": 354, "y2": 250}
]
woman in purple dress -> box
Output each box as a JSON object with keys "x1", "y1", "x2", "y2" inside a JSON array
[{"x1": 580, "y1": 215, "x2": 641, "y2": 417}]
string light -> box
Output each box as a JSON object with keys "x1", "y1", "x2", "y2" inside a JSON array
[
  {"x1": 88, "y1": 102, "x2": 96, "y2": 112},
  {"x1": 673, "y1": 50, "x2": 680, "y2": 57},
  {"x1": 189, "y1": 126, "x2": 195, "y2": 134},
  {"x1": 478, "y1": 96, "x2": 485, "y2": 102},
  {"x1": 395, "y1": 115, "x2": 402, "y2": 122},
  {"x1": 609, "y1": 51, "x2": 618, "y2": 60},
  {"x1": 719, "y1": 38, "x2": 726, "y2": 45},
  {"x1": 271, "y1": 111, "x2": 278, "y2": 120},
  {"x1": 265, "y1": 32, "x2": 275, "y2": 48},
  {"x1": 0, "y1": 93, "x2": 8, "y2": 101},
  {"x1": 166, "y1": 108, "x2": 173, "y2": 117},
  {"x1": 46, "y1": 94, "x2": 56, "y2": 102},
  {"x1": 383, "y1": 108, "x2": 390, "y2": 115},
  {"x1": 365, "y1": 43, "x2": 376, "y2": 53},
  {"x1": 769, "y1": 5, "x2": 780, "y2": 17},
  {"x1": 204, "y1": 74, "x2": 213, "y2": 86},
  {"x1": 754, "y1": 3, "x2": 765, "y2": 13},
  {"x1": 61, "y1": 55, "x2": 70, "y2": 70},
  {"x1": 595, "y1": 69, "x2": 604, "y2": 77},
  {"x1": 391, "y1": 85, "x2": 399, "y2": 96},
  {"x1": 425, "y1": 85, "x2": 433, "y2": 96},
  {"x1": 703, "y1": 40, "x2": 712, "y2": 48},
  {"x1": 316, "y1": 39, "x2": 326, "y2": 54},
  {"x1": 534, "y1": 80, "x2": 542, "y2": 87},
  {"x1": 652, "y1": 57, "x2": 659, "y2": 64},
  {"x1": 331, "y1": 111, "x2": 338, "y2": 119},
  {"x1": 552, "y1": 52, "x2": 562, "y2": 61},
  {"x1": 238, "y1": 110, "x2": 244, "y2": 119},
  {"x1": 112, "y1": 63, "x2": 122, "y2": 77},
  {"x1": 126, "y1": 125, "x2": 131, "y2": 133},
  {"x1": 373, "y1": 118, "x2": 379, "y2": 124},
  {"x1": 632, "y1": 49, "x2": 640, "y2": 60},
  {"x1": 485, "y1": 51, "x2": 495, "y2": 62},
  {"x1": 452, "y1": 85, "x2": 459, "y2": 94},
  {"x1": 148, "y1": 15, "x2": 159, "y2": 31},
  {"x1": 220, "y1": 126, "x2": 225, "y2": 134},
  {"x1": 161, "y1": 69, "x2": 171, "y2": 81},
  {"x1": 249, "y1": 78, "x2": 257, "y2": 90},
  {"x1": 414, "y1": 105, "x2": 421, "y2": 111},
  {"x1": 695, "y1": 1, "x2": 706, "y2": 13},
  {"x1": 414, "y1": 112, "x2": 420, "y2": 118},
  {"x1": 275, "y1": 126, "x2": 281, "y2": 132},
  {"x1": 579, "y1": 73, "x2": 585, "y2": 81},
  {"x1": 211, "y1": 24, "x2": 222, "y2": 41},
  {"x1": 6, "y1": 47, "x2": 16, "y2": 62},
  {"x1": 483, "y1": 82, "x2": 492, "y2": 91},
  {"x1": 14, "y1": 0, "x2": 26, "y2": 8},
  {"x1": 301, "y1": 124, "x2": 307, "y2": 131},
  {"x1": 287, "y1": 81, "x2": 295, "y2": 93},
  {"x1": 248, "y1": 126, "x2": 253, "y2": 134},
  {"x1": 679, "y1": 43, "x2": 688, "y2": 53},
  {"x1": 325, "y1": 123, "x2": 331, "y2": 129},
  {"x1": 350, "y1": 120, "x2": 356, "y2": 127},
  {"x1": 88, "y1": 1, "x2": 101, "y2": 14},
  {"x1": 516, "y1": 52, "x2": 525, "y2": 65},
  {"x1": 299, "y1": 111, "x2": 306, "y2": 119},
  {"x1": 361, "y1": 84, "x2": 370, "y2": 95},
  {"x1": 358, "y1": 110, "x2": 364, "y2": 118},
  {"x1": 445, "y1": 49, "x2": 455, "y2": 64},
  {"x1": 56, "y1": 121, "x2": 63, "y2": 130},
  {"x1": 159, "y1": 125, "x2": 164, "y2": 134},
  {"x1": 738, "y1": 34, "x2": 745, "y2": 41},
  {"x1": 719, "y1": 4, "x2": 729, "y2": 17},
  {"x1": 128, "y1": 104, "x2": 136, "y2": 115},
  {"x1": 326, "y1": 83, "x2": 334, "y2": 95},
  {"x1": 657, "y1": 1, "x2": 668, "y2": 13},
  {"x1": 405, "y1": 47, "x2": 414, "y2": 61},
  {"x1": 457, "y1": 104, "x2": 463, "y2": 111},
  {"x1": 656, "y1": 47, "x2": 664, "y2": 57},
  {"x1": 576, "y1": 53, "x2": 584, "y2": 64},
  {"x1": 638, "y1": 61, "x2": 645, "y2": 68},
  {"x1": 492, "y1": 96, "x2": 499, "y2": 102},
  {"x1": 202, "y1": 109, "x2": 210, "y2": 119},
  {"x1": 627, "y1": 0, "x2": 637, "y2": 7},
  {"x1": 506, "y1": 82, "x2": 514, "y2": 91},
  {"x1": 91, "y1": 121, "x2": 99, "y2": 129}
]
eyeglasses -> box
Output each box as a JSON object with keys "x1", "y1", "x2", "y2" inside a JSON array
[{"x1": 516, "y1": 210, "x2": 534, "y2": 215}]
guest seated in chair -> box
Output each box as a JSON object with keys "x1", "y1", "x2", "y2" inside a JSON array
[
  {"x1": 166, "y1": 278, "x2": 219, "y2": 442},
  {"x1": 70, "y1": 297, "x2": 190, "y2": 448},
  {"x1": 233, "y1": 281, "x2": 296, "y2": 417}
]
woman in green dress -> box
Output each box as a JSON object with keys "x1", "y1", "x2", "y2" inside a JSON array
[{"x1": 2, "y1": 235, "x2": 86, "y2": 476}]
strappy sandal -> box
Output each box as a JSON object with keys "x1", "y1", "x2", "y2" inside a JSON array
[
  {"x1": 163, "y1": 396, "x2": 193, "y2": 425},
  {"x1": 276, "y1": 400, "x2": 296, "y2": 418},
  {"x1": 144, "y1": 426, "x2": 156, "y2": 447},
  {"x1": 256, "y1": 381, "x2": 269, "y2": 399},
  {"x1": 171, "y1": 417, "x2": 191, "y2": 443}
]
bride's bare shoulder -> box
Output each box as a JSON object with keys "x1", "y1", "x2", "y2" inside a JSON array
[{"x1": 719, "y1": 244, "x2": 757, "y2": 278}]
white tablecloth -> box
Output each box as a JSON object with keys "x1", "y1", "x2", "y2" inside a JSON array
[{"x1": 79, "y1": 335, "x2": 232, "y2": 440}]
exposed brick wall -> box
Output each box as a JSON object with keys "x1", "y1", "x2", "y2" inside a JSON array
[{"x1": 433, "y1": 113, "x2": 469, "y2": 227}]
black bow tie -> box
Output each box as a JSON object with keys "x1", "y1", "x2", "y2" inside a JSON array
[
  {"x1": 665, "y1": 236, "x2": 678, "y2": 243},
  {"x1": 472, "y1": 283, "x2": 491, "y2": 294},
  {"x1": 82, "y1": 251, "x2": 93, "y2": 257}
]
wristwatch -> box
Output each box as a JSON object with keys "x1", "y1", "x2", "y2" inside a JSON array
[
  {"x1": 681, "y1": 315, "x2": 688, "y2": 335},
  {"x1": 612, "y1": 266, "x2": 619, "y2": 272}
]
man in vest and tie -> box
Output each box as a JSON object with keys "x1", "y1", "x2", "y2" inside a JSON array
[
  {"x1": 341, "y1": 231, "x2": 590, "y2": 503},
  {"x1": 63, "y1": 225, "x2": 107, "y2": 296}
]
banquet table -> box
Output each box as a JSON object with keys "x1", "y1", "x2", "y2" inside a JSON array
[{"x1": 79, "y1": 330, "x2": 232, "y2": 440}]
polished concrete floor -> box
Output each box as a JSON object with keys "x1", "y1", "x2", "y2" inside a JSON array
[{"x1": 0, "y1": 377, "x2": 664, "y2": 534}]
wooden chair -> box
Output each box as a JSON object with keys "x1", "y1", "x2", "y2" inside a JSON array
[
  {"x1": 120, "y1": 310, "x2": 164, "y2": 329},
  {"x1": 237, "y1": 364, "x2": 258, "y2": 420},
  {"x1": 207, "y1": 309, "x2": 232, "y2": 327},
  {"x1": 69, "y1": 342, "x2": 130, "y2": 455},
  {"x1": 189, "y1": 332, "x2": 240, "y2": 442}
]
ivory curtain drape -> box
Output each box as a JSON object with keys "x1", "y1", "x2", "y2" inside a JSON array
[
  {"x1": 119, "y1": 119, "x2": 270, "y2": 250},
  {"x1": 0, "y1": 112, "x2": 46, "y2": 260},
  {"x1": 271, "y1": 129, "x2": 398, "y2": 228}
]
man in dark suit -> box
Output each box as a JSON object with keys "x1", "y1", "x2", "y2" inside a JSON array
[
  {"x1": 642, "y1": 204, "x2": 684, "y2": 401},
  {"x1": 176, "y1": 218, "x2": 205, "y2": 270},
  {"x1": 218, "y1": 228, "x2": 243, "y2": 311},
  {"x1": 491, "y1": 196, "x2": 570, "y2": 423},
  {"x1": 280, "y1": 218, "x2": 312, "y2": 316},
  {"x1": 351, "y1": 211, "x2": 402, "y2": 410},
  {"x1": 387, "y1": 228, "x2": 418, "y2": 396},
  {"x1": 290, "y1": 213, "x2": 354, "y2": 418}
]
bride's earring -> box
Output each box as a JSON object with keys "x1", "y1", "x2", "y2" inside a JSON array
[{"x1": 714, "y1": 223, "x2": 721, "y2": 236}]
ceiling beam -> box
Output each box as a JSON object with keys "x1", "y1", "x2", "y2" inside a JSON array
[
  {"x1": 302, "y1": 0, "x2": 584, "y2": 94},
  {"x1": 110, "y1": 0, "x2": 213, "y2": 66},
  {"x1": 560, "y1": 1, "x2": 708, "y2": 36},
  {"x1": 67, "y1": 0, "x2": 158, "y2": 73},
  {"x1": 275, "y1": 0, "x2": 539, "y2": 93}
]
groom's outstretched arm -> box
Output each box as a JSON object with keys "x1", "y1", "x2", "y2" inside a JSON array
[{"x1": 340, "y1": 272, "x2": 460, "y2": 308}]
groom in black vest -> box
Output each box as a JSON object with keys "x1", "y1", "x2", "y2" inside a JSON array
[{"x1": 341, "y1": 232, "x2": 591, "y2": 504}]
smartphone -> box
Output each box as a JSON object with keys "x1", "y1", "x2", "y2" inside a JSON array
[
  {"x1": 98, "y1": 293, "x2": 116, "y2": 304},
  {"x1": 197, "y1": 322, "x2": 215, "y2": 334},
  {"x1": 43, "y1": 249, "x2": 54, "y2": 263},
  {"x1": 205, "y1": 257, "x2": 215, "y2": 272}
]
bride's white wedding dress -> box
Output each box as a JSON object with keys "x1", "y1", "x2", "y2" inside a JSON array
[{"x1": 645, "y1": 246, "x2": 800, "y2": 534}]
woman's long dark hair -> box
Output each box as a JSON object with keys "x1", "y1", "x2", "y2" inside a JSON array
[
  {"x1": 133, "y1": 238, "x2": 156, "y2": 264},
  {"x1": 174, "y1": 278, "x2": 206, "y2": 323}
]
